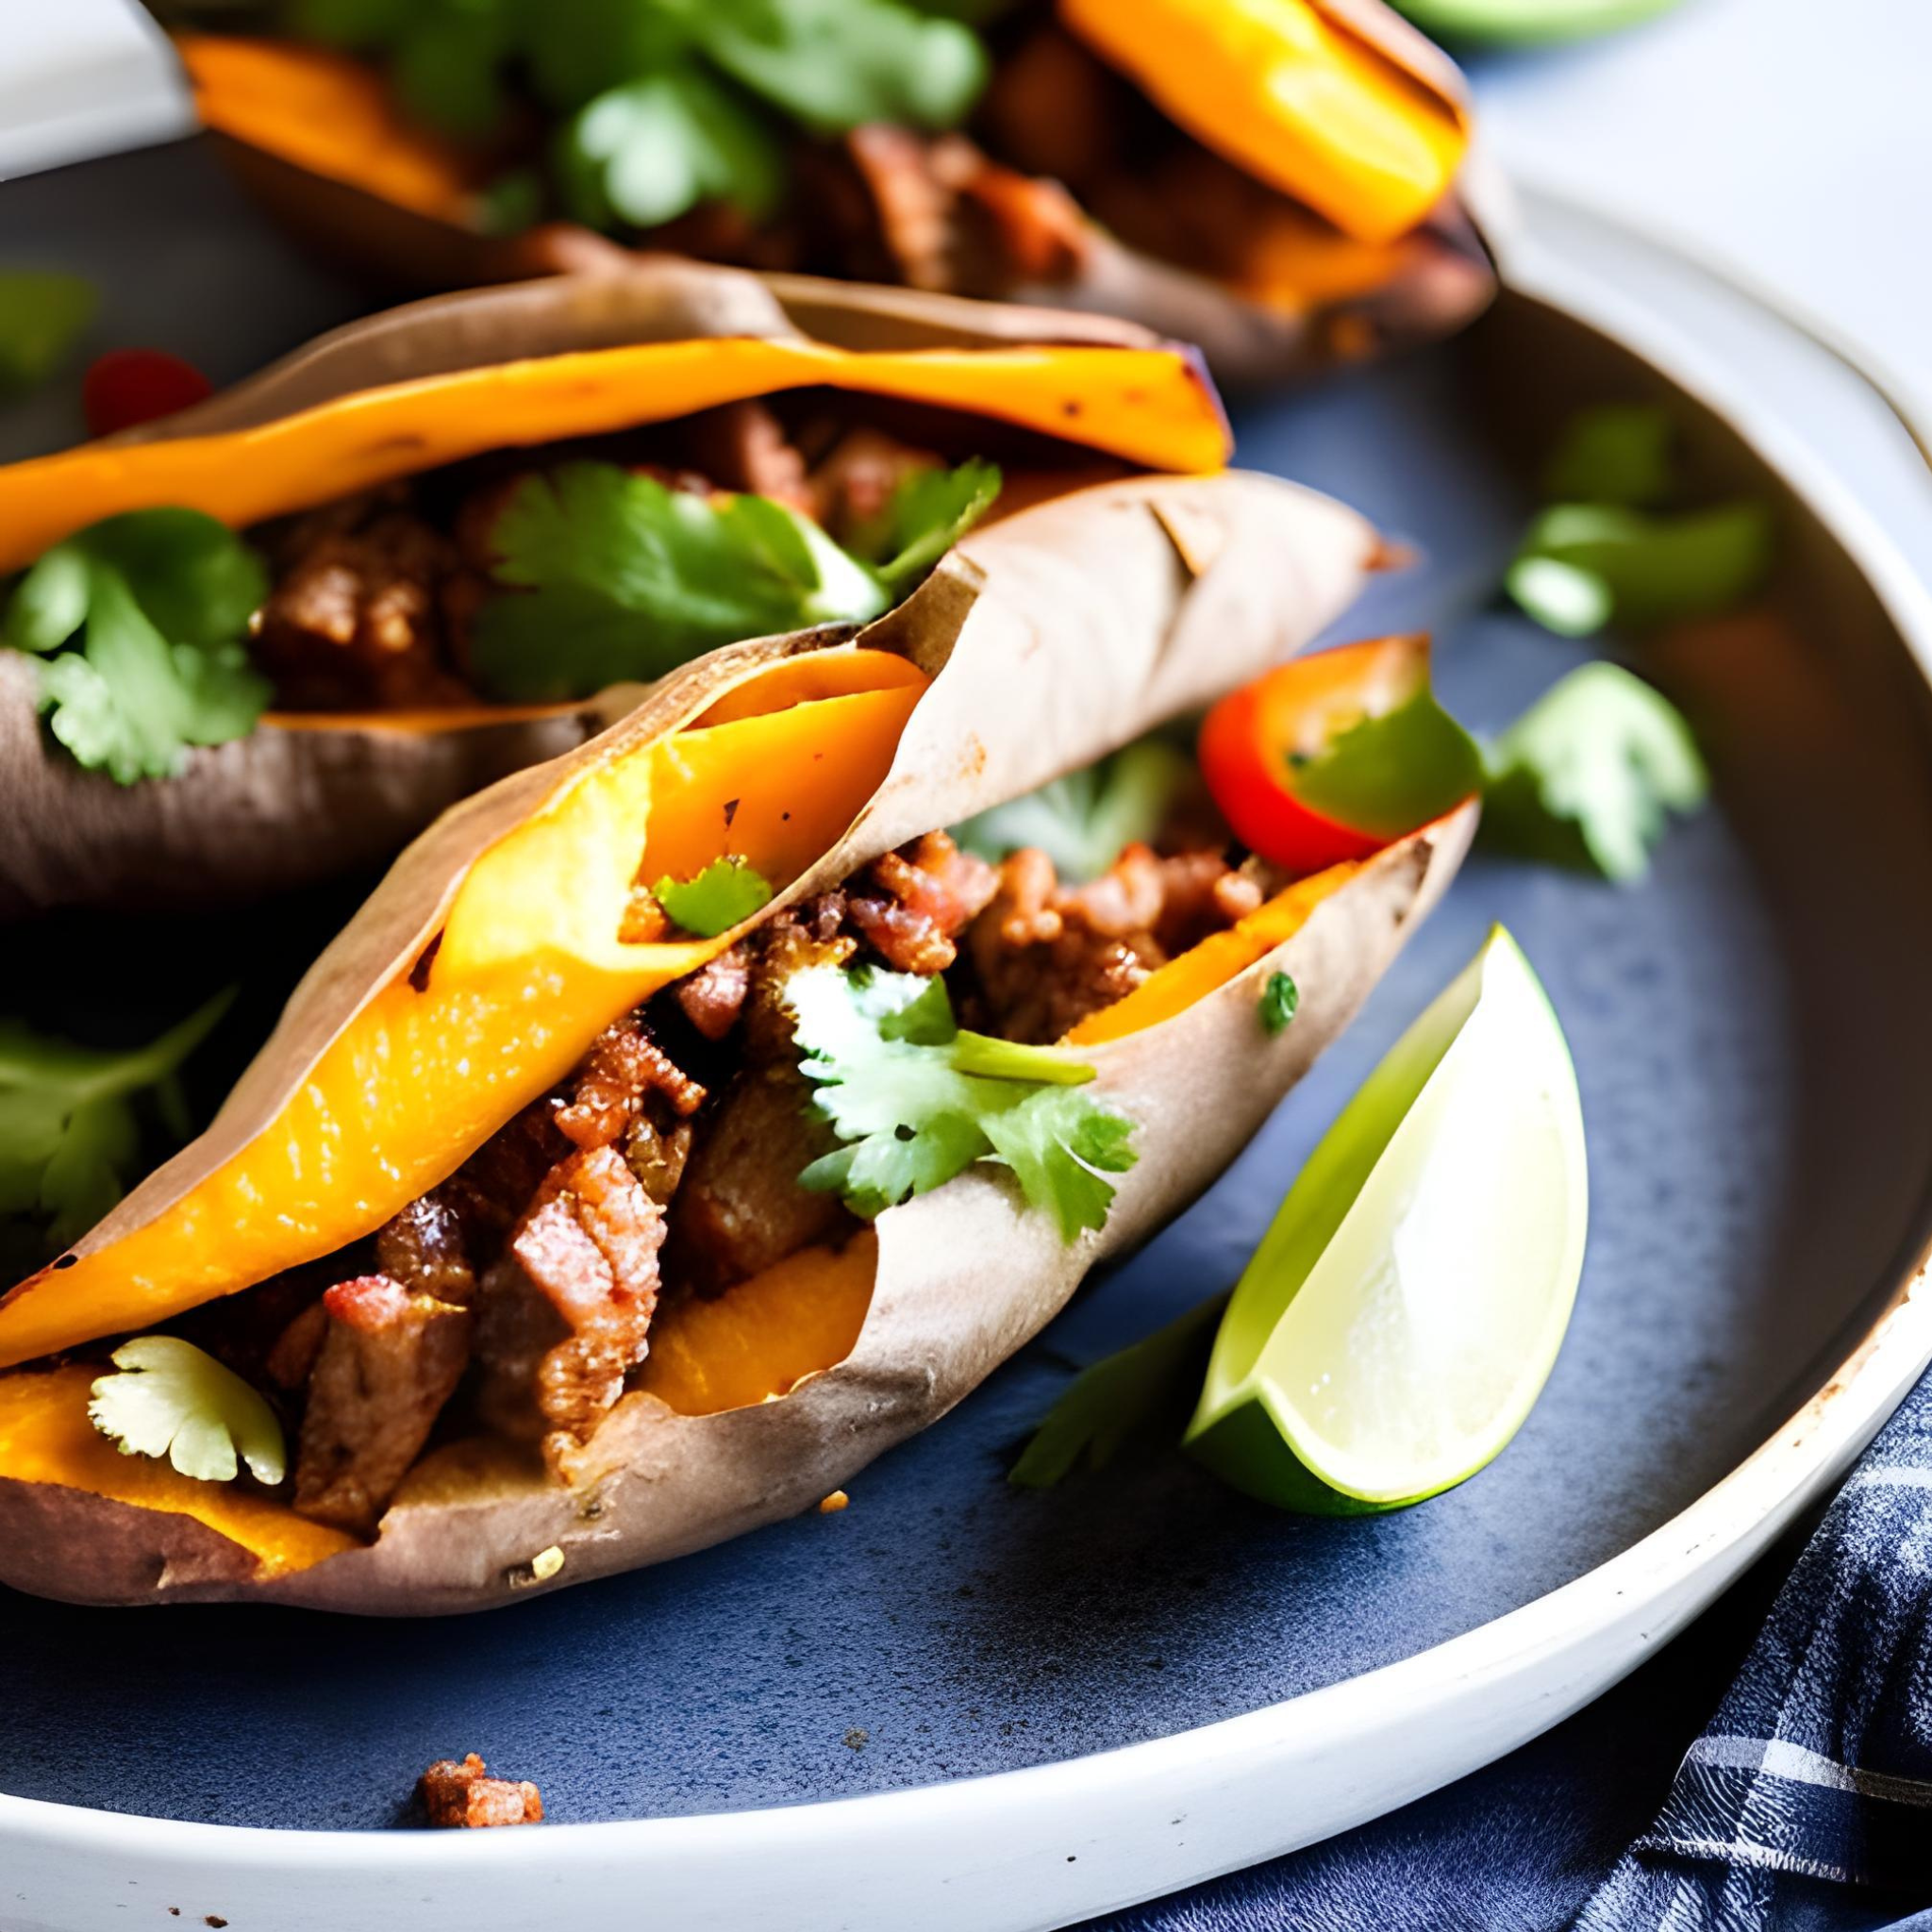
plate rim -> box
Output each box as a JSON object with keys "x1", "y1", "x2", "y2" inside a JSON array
[{"x1": 5, "y1": 215, "x2": 1932, "y2": 1926}]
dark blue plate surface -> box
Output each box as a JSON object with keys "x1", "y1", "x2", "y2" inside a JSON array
[{"x1": 3, "y1": 143, "x2": 1930, "y2": 1834}]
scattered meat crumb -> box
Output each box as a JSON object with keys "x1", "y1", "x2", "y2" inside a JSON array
[
  {"x1": 419, "y1": 1754, "x2": 545, "y2": 1828},
  {"x1": 843, "y1": 1728, "x2": 869, "y2": 1752},
  {"x1": 819, "y1": 1491, "x2": 850, "y2": 1514}
]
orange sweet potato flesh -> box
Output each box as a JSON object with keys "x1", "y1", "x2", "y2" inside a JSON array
[
  {"x1": 0, "y1": 338, "x2": 1225, "y2": 575},
  {"x1": 1059, "y1": 0, "x2": 1469, "y2": 245},
  {"x1": 177, "y1": 36, "x2": 483, "y2": 223},
  {"x1": 0, "y1": 1367, "x2": 357, "y2": 1574},
  {"x1": 0, "y1": 657, "x2": 925, "y2": 1371},
  {"x1": 635, "y1": 1233, "x2": 881, "y2": 1417}
]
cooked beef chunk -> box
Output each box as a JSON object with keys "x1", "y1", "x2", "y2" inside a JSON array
[
  {"x1": 624, "y1": 1112, "x2": 693, "y2": 1208},
  {"x1": 436, "y1": 1107, "x2": 571, "y2": 1267},
  {"x1": 263, "y1": 1300, "x2": 327, "y2": 1392},
  {"x1": 292, "y1": 1275, "x2": 474, "y2": 1536},
  {"x1": 556, "y1": 1016, "x2": 707, "y2": 1153},
  {"x1": 807, "y1": 428, "x2": 941, "y2": 541},
  {"x1": 841, "y1": 126, "x2": 1085, "y2": 294},
  {"x1": 967, "y1": 843, "x2": 1262, "y2": 1043},
  {"x1": 680, "y1": 400, "x2": 812, "y2": 509},
  {"x1": 375, "y1": 1192, "x2": 477, "y2": 1306},
  {"x1": 675, "y1": 944, "x2": 752, "y2": 1042},
  {"x1": 474, "y1": 1146, "x2": 667, "y2": 1457},
  {"x1": 419, "y1": 1755, "x2": 543, "y2": 1829},
  {"x1": 663, "y1": 1065, "x2": 847, "y2": 1296},
  {"x1": 846, "y1": 831, "x2": 1000, "y2": 976},
  {"x1": 254, "y1": 491, "x2": 480, "y2": 711}
]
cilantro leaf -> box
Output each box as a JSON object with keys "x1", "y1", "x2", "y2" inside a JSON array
[
  {"x1": 471, "y1": 462, "x2": 892, "y2": 701},
  {"x1": 1481, "y1": 662, "x2": 1707, "y2": 883},
  {"x1": 557, "y1": 66, "x2": 785, "y2": 230},
  {"x1": 1258, "y1": 971, "x2": 1299, "y2": 1035},
  {"x1": 1541, "y1": 404, "x2": 1674, "y2": 508},
  {"x1": 1509, "y1": 501, "x2": 1772, "y2": 637},
  {"x1": 0, "y1": 270, "x2": 97, "y2": 398},
  {"x1": 3, "y1": 510, "x2": 270, "y2": 784},
  {"x1": 88, "y1": 1335, "x2": 286, "y2": 1486},
  {"x1": 1291, "y1": 687, "x2": 1485, "y2": 841},
  {"x1": 470, "y1": 460, "x2": 990, "y2": 702},
  {"x1": 1008, "y1": 1291, "x2": 1229, "y2": 1489},
  {"x1": 0, "y1": 991, "x2": 232, "y2": 1272},
  {"x1": 652, "y1": 857, "x2": 774, "y2": 936},
  {"x1": 790, "y1": 964, "x2": 1137, "y2": 1239},
  {"x1": 850, "y1": 458, "x2": 1002, "y2": 591},
  {"x1": 954, "y1": 737, "x2": 1191, "y2": 883},
  {"x1": 700, "y1": 0, "x2": 989, "y2": 137}
]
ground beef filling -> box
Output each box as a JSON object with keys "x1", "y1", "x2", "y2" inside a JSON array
[
  {"x1": 247, "y1": 831, "x2": 1257, "y2": 1532},
  {"x1": 243, "y1": 404, "x2": 941, "y2": 714}
]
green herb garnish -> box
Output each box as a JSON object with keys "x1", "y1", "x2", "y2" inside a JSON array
[
  {"x1": 0, "y1": 991, "x2": 232, "y2": 1272},
  {"x1": 88, "y1": 1336, "x2": 287, "y2": 1486},
  {"x1": 1009, "y1": 1291, "x2": 1229, "y2": 1488},
  {"x1": 471, "y1": 458, "x2": 998, "y2": 701},
  {"x1": 651, "y1": 857, "x2": 774, "y2": 936},
  {"x1": 791, "y1": 964, "x2": 1137, "y2": 1242},
  {"x1": 954, "y1": 738, "x2": 1191, "y2": 883},
  {"x1": 1482, "y1": 662, "x2": 1707, "y2": 883},
  {"x1": 285, "y1": 0, "x2": 990, "y2": 233},
  {"x1": 1258, "y1": 971, "x2": 1299, "y2": 1035},
  {"x1": 0, "y1": 270, "x2": 97, "y2": 399},
  {"x1": 3, "y1": 509, "x2": 270, "y2": 783}
]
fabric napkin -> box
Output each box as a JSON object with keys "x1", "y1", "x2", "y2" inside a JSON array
[{"x1": 1082, "y1": 1368, "x2": 1932, "y2": 1932}]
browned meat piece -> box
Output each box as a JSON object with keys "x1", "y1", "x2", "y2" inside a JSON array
[
  {"x1": 263, "y1": 1300, "x2": 327, "y2": 1391},
  {"x1": 1150, "y1": 850, "x2": 1266, "y2": 953},
  {"x1": 255, "y1": 492, "x2": 479, "y2": 710},
  {"x1": 474, "y1": 1146, "x2": 667, "y2": 1457},
  {"x1": 847, "y1": 831, "x2": 999, "y2": 975},
  {"x1": 846, "y1": 124, "x2": 957, "y2": 291},
  {"x1": 436, "y1": 1107, "x2": 570, "y2": 1265},
  {"x1": 624, "y1": 1112, "x2": 693, "y2": 1208},
  {"x1": 556, "y1": 1017, "x2": 706, "y2": 1153},
  {"x1": 966, "y1": 844, "x2": 1260, "y2": 1043},
  {"x1": 675, "y1": 944, "x2": 751, "y2": 1041},
  {"x1": 419, "y1": 1755, "x2": 543, "y2": 1829},
  {"x1": 807, "y1": 428, "x2": 939, "y2": 541},
  {"x1": 841, "y1": 125, "x2": 1084, "y2": 294},
  {"x1": 680, "y1": 400, "x2": 812, "y2": 510},
  {"x1": 292, "y1": 1275, "x2": 474, "y2": 1537},
  {"x1": 375, "y1": 1192, "x2": 477, "y2": 1306},
  {"x1": 663, "y1": 1065, "x2": 849, "y2": 1296},
  {"x1": 976, "y1": 24, "x2": 1124, "y2": 188}
]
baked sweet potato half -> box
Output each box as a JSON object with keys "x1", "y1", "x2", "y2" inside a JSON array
[
  {"x1": 0, "y1": 261, "x2": 1232, "y2": 915},
  {"x1": 0, "y1": 466, "x2": 1473, "y2": 1612},
  {"x1": 153, "y1": 0, "x2": 1495, "y2": 386}
]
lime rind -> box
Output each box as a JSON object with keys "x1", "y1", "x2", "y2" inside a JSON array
[{"x1": 1187, "y1": 927, "x2": 1587, "y2": 1512}]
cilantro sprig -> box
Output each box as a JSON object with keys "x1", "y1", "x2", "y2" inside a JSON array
[
  {"x1": 652, "y1": 857, "x2": 774, "y2": 936},
  {"x1": 790, "y1": 964, "x2": 1137, "y2": 1242},
  {"x1": 3, "y1": 509, "x2": 270, "y2": 784},
  {"x1": 1009, "y1": 1291, "x2": 1228, "y2": 1489},
  {"x1": 283, "y1": 0, "x2": 990, "y2": 234},
  {"x1": 1507, "y1": 404, "x2": 1772, "y2": 638},
  {"x1": 471, "y1": 458, "x2": 997, "y2": 702},
  {"x1": 954, "y1": 737, "x2": 1191, "y2": 884},
  {"x1": 0, "y1": 991, "x2": 232, "y2": 1275},
  {"x1": 89, "y1": 1335, "x2": 287, "y2": 1486},
  {"x1": 1481, "y1": 662, "x2": 1708, "y2": 883}
]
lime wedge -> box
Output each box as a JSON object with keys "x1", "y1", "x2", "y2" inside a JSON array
[
  {"x1": 1186, "y1": 926, "x2": 1587, "y2": 1514},
  {"x1": 1395, "y1": 0, "x2": 1682, "y2": 45}
]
